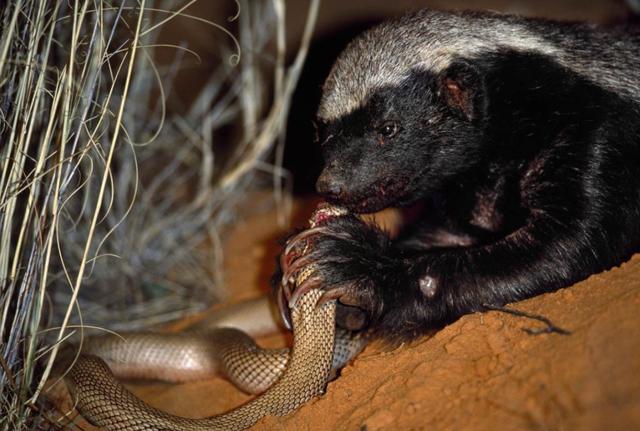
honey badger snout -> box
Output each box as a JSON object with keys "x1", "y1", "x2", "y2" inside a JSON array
[
  {"x1": 315, "y1": 144, "x2": 402, "y2": 213},
  {"x1": 316, "y1": 167, "x2": 347, "y2": 200}
]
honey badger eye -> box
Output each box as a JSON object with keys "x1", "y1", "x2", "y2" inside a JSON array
[{"x1": 378, "y1": 121, "x2": 399, "y2": 138}]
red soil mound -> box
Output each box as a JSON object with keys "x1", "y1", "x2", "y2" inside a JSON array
[{"x1": 53, "y1": 197, "x2": 640, "y2": 430}]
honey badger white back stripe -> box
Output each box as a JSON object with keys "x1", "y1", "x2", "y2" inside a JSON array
[{"x1": 318, "y1": 10, "x2": 640, "y2": 122}]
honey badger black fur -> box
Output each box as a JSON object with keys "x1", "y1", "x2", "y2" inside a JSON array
[{"x1": 275, "y1": 10, "x2": 640, "y2": 340}]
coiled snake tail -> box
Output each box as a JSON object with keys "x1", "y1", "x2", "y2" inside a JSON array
[{"x1": 62, "y1": 204, "x2": 362, "y2": 430}]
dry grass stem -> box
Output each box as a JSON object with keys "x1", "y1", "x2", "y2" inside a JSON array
[{"x1": 0, "y1": 0, "x2": 318, "y2": 428}]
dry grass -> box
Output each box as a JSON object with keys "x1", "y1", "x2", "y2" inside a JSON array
[{"x1": 0, "y1": 0, "x2": 318, "y2": 428}]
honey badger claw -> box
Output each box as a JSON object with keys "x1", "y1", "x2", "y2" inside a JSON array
[{"x1": 278, "y1": 203, "x2": 350, "y2": 329}]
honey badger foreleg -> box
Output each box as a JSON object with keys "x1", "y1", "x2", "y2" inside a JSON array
[{"x1": 276, "y1": 155, "x2": 634, "y2": 340}]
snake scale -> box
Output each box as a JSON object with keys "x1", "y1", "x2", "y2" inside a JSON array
[{"x1": 62, "y1": 205, "x2": 364, "y2": 430}]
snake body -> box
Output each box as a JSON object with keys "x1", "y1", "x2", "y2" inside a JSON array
[
  {"x1": 65, "y1": 290, "x2": 344, "y2": 430},
  {"x1": 63, "y1": 287, "x2": 366, "y2": 430},
  {"x1": 62, "y1": 204, "x2": 361, "y2": 430}
]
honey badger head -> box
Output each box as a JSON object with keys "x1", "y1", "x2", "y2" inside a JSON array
[
  {"x1": 316, "y1": 62, "x2": 487, "y2": 213},
  {"x1": 314, "y1": 10, "x2": 560, "y2": 213}
]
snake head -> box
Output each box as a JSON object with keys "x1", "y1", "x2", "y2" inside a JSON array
[{"x1": 309, "y1": 202, "x2": 348, "y2": 227}]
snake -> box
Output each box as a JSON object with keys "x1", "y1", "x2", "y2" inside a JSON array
[{"x1": 61, "y1": 205, "x2": 365, "y2": 431}]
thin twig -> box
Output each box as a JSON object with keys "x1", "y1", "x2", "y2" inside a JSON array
[
  {"x1": 483, "y1": 304, "x2": 571, "y2": 335},
  {"x1": 0, "y1": 354, "x2": 17, "y2": 391}
]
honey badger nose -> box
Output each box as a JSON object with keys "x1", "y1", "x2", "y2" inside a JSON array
[{"x1": 316, "y1": 170, "x2": 345, "y2": 199}]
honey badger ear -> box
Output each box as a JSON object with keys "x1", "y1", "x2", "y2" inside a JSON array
[{"x1": 438, "y1": 60, "x2": 487, "y2": 122}]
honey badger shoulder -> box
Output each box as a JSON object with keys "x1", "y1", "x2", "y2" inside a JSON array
[
  {"x1": 318, "y1": 9, "x2": 640, "y2": 122},
  {"x1": 279, "y1": 10, "x2": 640, "y2": 339}
]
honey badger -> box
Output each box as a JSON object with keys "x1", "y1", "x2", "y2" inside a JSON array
[{"x1": 276, "y1": 9, "x2": 640, "y2": 339}]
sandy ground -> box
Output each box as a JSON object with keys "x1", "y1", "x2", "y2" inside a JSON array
[{"x1": 52, "y1": 196, "x2": 640, "y2": 430}]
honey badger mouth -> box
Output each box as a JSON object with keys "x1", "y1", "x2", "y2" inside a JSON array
[{"x1": 324, "y1": 176, "x2": 413, "y2": 215}]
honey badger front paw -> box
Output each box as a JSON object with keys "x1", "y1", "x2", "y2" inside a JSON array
[{"x1": 276, "y1": 213, "x2": 394, "y2": 331}]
